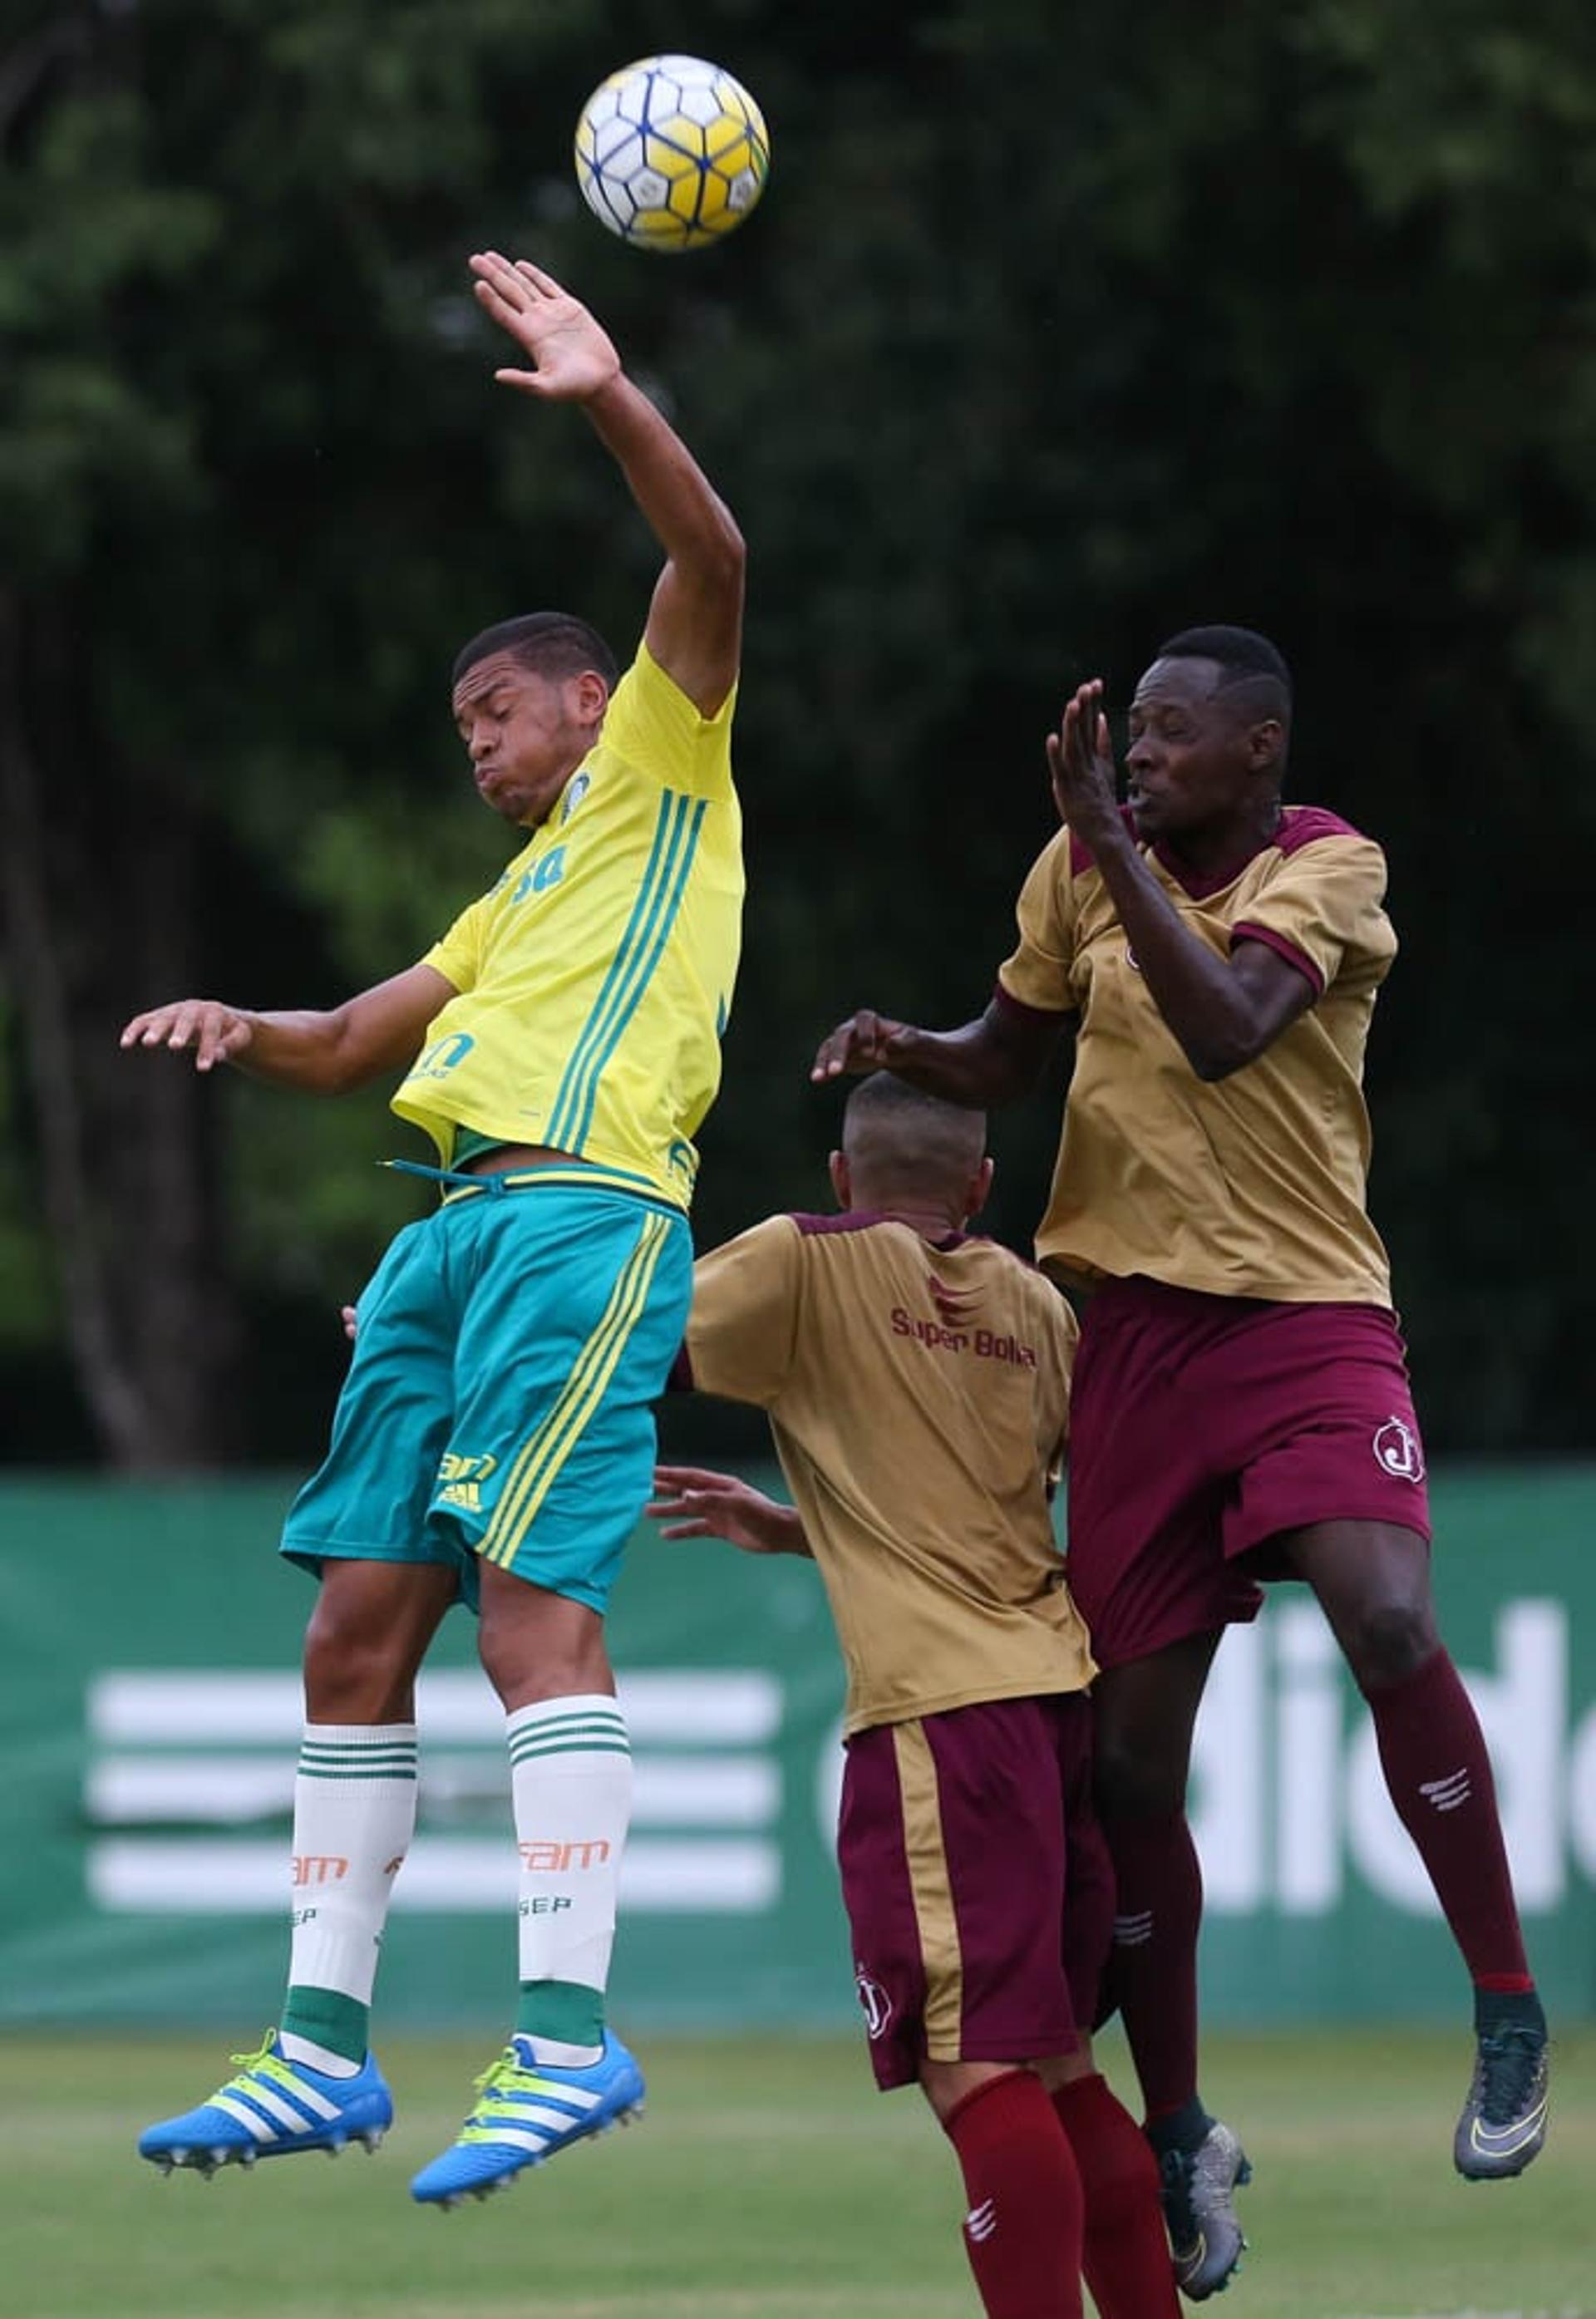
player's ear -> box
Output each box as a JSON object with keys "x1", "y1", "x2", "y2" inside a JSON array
[
  {"x1": 573, "y1": 669, "x2": 610, "y2": 726},
  {"x1": 1248, "y1": 717, "x2": 1285, "y2": 772},
  {"x1": 828, "y1": 1150, "x2": 851, "y2": 1209},
  {"x1": 965, "y1": 1157, "x2": 995, "y2": 1221}
]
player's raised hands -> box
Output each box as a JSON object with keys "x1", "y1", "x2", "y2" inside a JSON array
[
  {"x1": 810, "y1": 1007, "x2": 917, "y2": 1083},
  {"x1": 470, "y1": 253, "x2": 622, "y2": 402},
  {"x1": 646, "y1": 1465, "x2": 810, "y2": 1558},
  {"x1": 119, "y1": 999, "x2": 255, "y2": 1073},
  {"x1": 1046, "y1": 677, "x2": 1121, "y2": 845}
]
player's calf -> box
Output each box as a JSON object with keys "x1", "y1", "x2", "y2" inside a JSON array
[{"x1": 137, "y1": 2031, "x2": 392, "y2": 2176}]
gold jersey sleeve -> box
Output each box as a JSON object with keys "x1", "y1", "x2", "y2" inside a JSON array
[
  {"x1": 1001, "y1": 827, "x2": 1079, "y2": 1015},
  {"x1": 686, "y1": 1214, "x2": 1096, "y2": 1735},
  {"x1": 1230, "y1": 829, "x2": 1394, "y2": 997},
  {"x1": 998, "y1": 806, "x2": 1397, "y2": 1303},
  {"x1": 677, "y1": 1215, "x2": 802, "y2": 1407}
]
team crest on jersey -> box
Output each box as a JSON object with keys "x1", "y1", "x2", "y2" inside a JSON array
[
  {"x1": 1372, "y1": 1416, "x2": 1425, "y2": 1484},
  {"x1": 561, "y1": 771, "x2": 591, "y2": 823},
  {"x1": 855, "y1": 1964, "x2": 892, "y2": 2040}
]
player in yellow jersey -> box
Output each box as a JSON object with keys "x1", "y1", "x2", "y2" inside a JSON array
[
  {"x1": 120, "y1": 252, "x2": 746, "y2": 2206},
  {"x1": 814, "y1": 626, "x2": 1548, "y2": 2297}
]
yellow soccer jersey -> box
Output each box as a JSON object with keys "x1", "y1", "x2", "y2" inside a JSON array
[
  {"x1": 998, "y1": 805, "x2": 1397, "y2": 1304},
  {"x1": 684, "y1": 1214, "x2": 1096, "y2": 1736},
  {"x1": 392, "y1": 643, "x2": 743, "y2": 1209}
]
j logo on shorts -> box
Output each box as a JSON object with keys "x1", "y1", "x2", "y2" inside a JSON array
[
  {"x1": 855, "y1": 1965, "x2": 893, "y2": 2040},
  {"x1": 1372, "y1": 1416, "x2": 1425, "y2": 1483}
]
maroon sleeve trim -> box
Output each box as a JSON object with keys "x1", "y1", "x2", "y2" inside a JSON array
[
  {"x1": 667, "y1": 1344, "x2": 694, "y2": 1393},
  {"x1": 992, "y1": 979, "x2": 1072, "y2": 1027},
  {"x1": 1231, "y1": 921, "x2": 1324, "y2": 996},
  {"x1": 1275, "y1": 804, "x2": 1362, "y2": 854}
]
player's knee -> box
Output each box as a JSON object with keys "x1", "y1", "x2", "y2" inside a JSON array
[
  {"x1": 1343, "y1": 1598, "x2": 1438, "y2": 1692},
  {"x1": 476, "y1": 1572, "x2": 611, "y2": 1708},
  {"x1": 303, "y1": 1591, "x2": 421, "y2": 1722}
]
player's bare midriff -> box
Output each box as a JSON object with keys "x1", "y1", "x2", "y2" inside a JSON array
[{"x1": 458, "y1": 1142, "x2": 592, "y2": 1176}]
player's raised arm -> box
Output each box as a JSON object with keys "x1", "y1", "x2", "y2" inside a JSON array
[
  {"x1": 1047, "y1": 676, "x2": 1313, "y2": 1081},
  {"x1": 119, "y1": 963, "x2": 452, "y2": 1095},
  {"x1": 470, "y1": 252, "x2": 745, "y2": 717},
  {"x1": 810, "y1": 997, "x2": 1062, "y2": 1108}
]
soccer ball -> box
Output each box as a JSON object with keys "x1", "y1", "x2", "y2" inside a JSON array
[{"x1": 574, "y1": 55, "x2": 770, "y2": 253}]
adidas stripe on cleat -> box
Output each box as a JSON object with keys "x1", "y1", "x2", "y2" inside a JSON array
[
  {"x1": 410, "y1": 2031, "x2": 644, "y2": 2208},
  {"x1": 137, "y1": 2031, "x2": 392, "y2": 2175},
  {"x1": 1455, "y1": 2019, "x2": 1550, "y2": 2181},
  {"x1": 1159, "y1": 2119, "x2": 1252, "y2": 2301}
]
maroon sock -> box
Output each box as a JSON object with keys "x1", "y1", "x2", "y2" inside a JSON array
[
  {"x1": 1098, "y1": 1809, "x2": 1204, "y2": 2120},
  {"x1": 1052, "y1": 2073, "x2": 1180, "y2": 2318},
  {"x1": 943, "y1": 2071, "x2": 1084, "y2": 2319},
  {"x1": 1365, "y1": 1647, "x2": 1531, "y2": 1988}
]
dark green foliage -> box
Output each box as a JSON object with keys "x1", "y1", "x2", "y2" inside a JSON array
[{"x1": 2, "y1": 0, "x2": 1594, "y2": 1460}]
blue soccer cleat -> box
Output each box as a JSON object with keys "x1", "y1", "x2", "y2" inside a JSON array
[
  {"x1": 137, "y1": 2031, "x2": 393, "y2": 2177},
  {"x1": 410, "y1": 2031, "x2": 645, "y2": 2208}
]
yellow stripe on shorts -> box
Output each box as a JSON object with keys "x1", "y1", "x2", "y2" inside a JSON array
[
  {"x1": 480, "y1": 1210, "x2": 671, "y2": 1570},
  {"x1": 889, "y1": 1720, "x2": 965, "y2": 2060}
]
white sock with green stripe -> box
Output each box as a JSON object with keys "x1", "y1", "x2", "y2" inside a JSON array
[
  {"x1": 278, "y1": 1723, "x2": 418, "y2": 2075},
  {"x1": 508, "y1": 1695, "x2": 632, "y2": 2066}
]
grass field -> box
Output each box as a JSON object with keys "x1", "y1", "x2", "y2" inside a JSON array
[{"x1": 3, "y1": 2026, "x2": 1590, "y2": 2319}]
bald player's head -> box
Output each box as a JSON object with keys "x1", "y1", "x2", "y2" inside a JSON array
[{"x1": 831, "y1": 1073, "x2": 991, "y2": 1222}]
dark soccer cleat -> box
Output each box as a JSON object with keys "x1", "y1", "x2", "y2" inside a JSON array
[
  {"x1": 1159, "y1": 2120, "x2": 1252, "y2": 2300},
  {"x1": 1455, "y1": 2018, "x2": 1549, "y2": 2181}
]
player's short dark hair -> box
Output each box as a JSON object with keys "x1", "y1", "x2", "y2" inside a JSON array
[
  {"x1": 452, "y1": 613, "x2": 619, "y2": 692},
  {"x1": 1154, "y1": 624, "x2": 1293, "y2": 730},
  {"x1": 842, "y1": 1072, "x2": 987, "y2": 1181}
]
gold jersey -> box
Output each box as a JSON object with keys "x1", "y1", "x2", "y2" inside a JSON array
[
  {"x1": 392, "y1": 644, "x2": 742, "y2": 1210},
  {"x1": 684, "y1": 1213, "x2": 1096, "y2": 1735},
  {"x1": 998, "y1": 805, "x2": 1397, "y2": 1304}
]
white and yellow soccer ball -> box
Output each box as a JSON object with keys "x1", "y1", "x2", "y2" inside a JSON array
[{"x1": 574, "y1": 54, "x2": 770, "y2": 253}]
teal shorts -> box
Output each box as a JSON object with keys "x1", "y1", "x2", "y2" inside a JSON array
[{"x1": 280, "y1": 1178, "x2": 692, "y2": 1613}]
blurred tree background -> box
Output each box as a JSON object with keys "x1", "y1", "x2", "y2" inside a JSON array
[{"x1": 2, "y1": 0, "x2": 1594, "y2": 1469}]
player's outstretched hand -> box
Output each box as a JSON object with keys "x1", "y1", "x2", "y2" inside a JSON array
[
  {"x1": 119, "y1": 999, "x2": 254, "y2": 1073},
  {"x1": 810, "y1": 1008, "x2": 916, "y2": 1083},
  {"x1": 647, "y1": 1465, "x2": 808, "y2": 1558},
  {"x1": 341, "y1": 1304, "x2": 358, "y2": 1344},
  {"x1": 1045, "y1": 677, "x2": 1120, "y2": 843},
  {"x1": 470, "y1": 252, "x2": 622, "y2": 402}
]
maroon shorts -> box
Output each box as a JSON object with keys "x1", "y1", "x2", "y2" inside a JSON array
[
  {"x1": 837, "y1": 1692, "x2": 1112, "y2": 2091},
  {"x1": 1066, "y1": 1277, "x2": 1431, "y2": 1668}
]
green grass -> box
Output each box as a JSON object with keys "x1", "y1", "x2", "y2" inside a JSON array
[{"x1": 2, "y1": 2027, "x2": 1590, "y2": 2319}]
